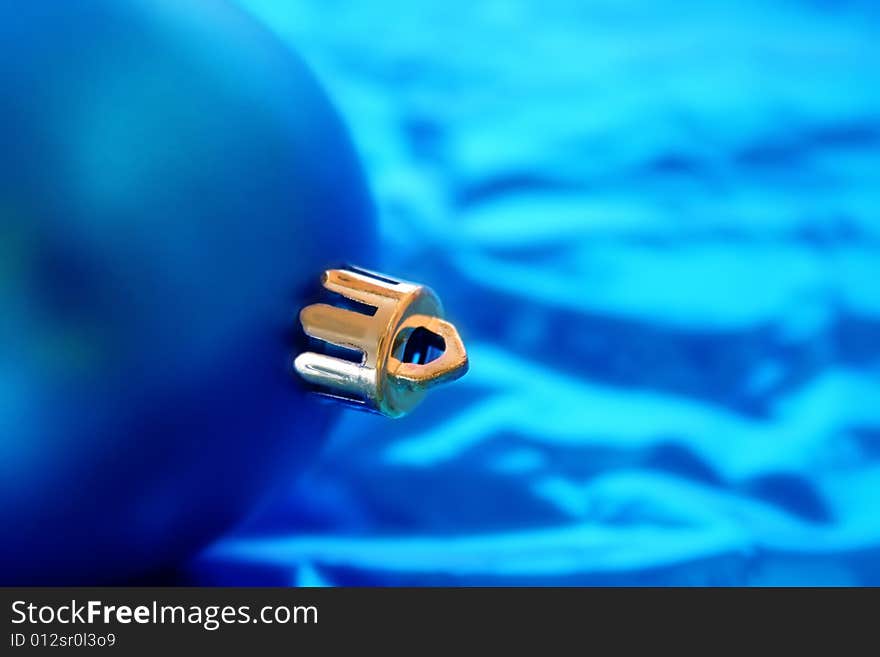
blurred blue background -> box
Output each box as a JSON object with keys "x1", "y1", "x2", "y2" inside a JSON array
[{"x1": 195, "y1": 0, "x2": 880, "y2": 585}]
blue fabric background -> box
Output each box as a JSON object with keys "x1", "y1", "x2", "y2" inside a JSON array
[{"x1": 194, "y1": 0, "x2": 880, "y2": 585}]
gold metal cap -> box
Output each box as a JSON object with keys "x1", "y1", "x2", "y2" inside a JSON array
[{"x1": 293, "y1": 267, "x2": 468, "y2": 418}]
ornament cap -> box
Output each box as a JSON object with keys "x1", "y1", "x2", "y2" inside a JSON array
[{"x1": 294, "y1": 267, "x2": 468, "y2": 417}]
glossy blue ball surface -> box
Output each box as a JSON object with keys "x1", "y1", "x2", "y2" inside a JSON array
[{"x1": 0, "y1": 0, "x2": 376, "y2": 583}]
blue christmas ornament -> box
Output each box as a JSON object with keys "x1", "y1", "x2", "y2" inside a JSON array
[{"x1": 0, "y1": 0, "x2": 377, "y2": 583}]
